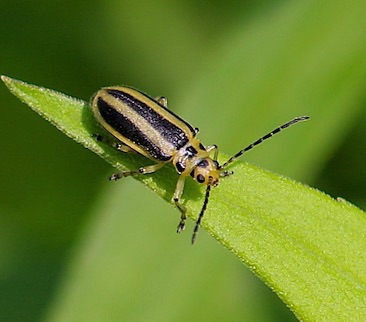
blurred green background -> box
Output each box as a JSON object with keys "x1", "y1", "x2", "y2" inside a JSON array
[{"x1": 1, "y1": 1, "x2": 366, "y2": 321}]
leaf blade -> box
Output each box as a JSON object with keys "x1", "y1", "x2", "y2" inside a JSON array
[{"x1": 3, "y1": 76, "x2": 366, "y2": 320}]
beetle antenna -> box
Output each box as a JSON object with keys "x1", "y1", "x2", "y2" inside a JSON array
[
  {"x1": 191, "y1": 185, "x2": 211, "y2": 244},
  {"x1": 220, "y1": 116, "x2": 309, "y2": 169}
]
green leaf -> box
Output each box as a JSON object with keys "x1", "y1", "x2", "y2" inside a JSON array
[{"x1": 3, "y1": 75, "x2": 366, "y2": 320}]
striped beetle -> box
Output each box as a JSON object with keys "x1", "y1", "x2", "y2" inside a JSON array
[{"x1": 91, "y1": 86, "x2": 309, "y2": 243}]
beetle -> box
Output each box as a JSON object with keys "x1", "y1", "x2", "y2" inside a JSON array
[{"x1": 91, "y1": 86, "x2": 309, "y2": 243}]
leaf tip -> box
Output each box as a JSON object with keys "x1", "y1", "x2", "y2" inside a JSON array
[
  {"x1": 1, "y1": 75, "x2": 10, "y2": 83},
  {"x1": 1, "y1": 75, "x2": 17, "y2": 89}
]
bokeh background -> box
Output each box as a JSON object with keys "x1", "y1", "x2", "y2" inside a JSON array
[{"x1": 1, "y1": 1, "x2": 366, "y2": 321}]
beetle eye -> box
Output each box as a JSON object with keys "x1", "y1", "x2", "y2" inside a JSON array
[{"x1": 197, "y1": 174, "x2": 205, "y2": 183}]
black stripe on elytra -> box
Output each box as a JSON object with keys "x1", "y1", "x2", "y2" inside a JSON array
[
  {"x1": 97, "y1": 97, "x2": 171, "y2": 161},
  {"x1": 108, "y1": 89, "x2": 193, "y2": 149}
]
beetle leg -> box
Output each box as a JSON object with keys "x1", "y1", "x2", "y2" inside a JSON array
[
  {"x1": 110, "y1": 162, "x2": 165, "y2": 181},
  {"x1": 155, "y1": 96, "x2": 168, "y2": 107},
  {"x1": 173, "y1": 175, "x2": 187, "y2": 233},
  {"x1": 92, "y1": 133, "x2": 135, "y2": 153},
  {"x1": 206, "y1": 144, "x2": 218, "y2": 160}
]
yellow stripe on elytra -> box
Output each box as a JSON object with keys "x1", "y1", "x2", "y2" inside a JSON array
[
  {"x1": 104, "y1": 92, "x2": 177, "y2": 158},
  {"x1": 121, "y1": 87, "x2": 195, "y2": 138}
]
